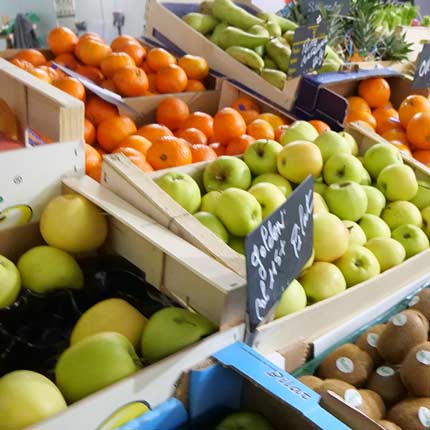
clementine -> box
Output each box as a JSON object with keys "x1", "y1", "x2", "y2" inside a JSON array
[
  {"x1": 113, "y1": 67, "x2": 149, "y2": 97},
  {"x1": 382, "y1": 129, "x2": 408, "y2": 144},
  {"x1": 156, "y1": 64, "x2": 188, "y2": 93},
  {"x1": 85, "y1": 96, "x2": 118, "y2": 125},
  {"x1": 347, "y1": 96, "x2": 371, "y2": 114},
  {"x1": 239, "y1": 109, "x2": 260, "y2": 125},
  {"x1": 398, "y1": 95, "x2": 430, "y2": 128},
  {"x1": 146, "y1": 136, "x2": 192, "y2": 169},
  {"x1": 118, "y1": 135, "x2": 152, "y2": 155},
  {"x1": 213, "y1": 107, "x2": 246, "y2": 144},
  {"x1": 231, "y1": 95, "x2": 260, "y2": 114},
  {"x1": 113, "y1": 41, "x2": 146, "y2": 66},
  {"x1": 345, "y1": 111, "x2": 377, "y2": 130},
  {"x1": 54, "y1": 53, "x2": 81, "y2": 70},
  {"x1": 85, "y1": 143, "x2": 102, "y2": 182},
  {"x1": 225, "y1": 134, "x2": 255, "y2": 155},
  {"x1": 190, "y1": 144, "x2": 217, "y2": 162},
  {"x1": 406, "y1": 112, "x2": 430, "y2": 149},
  {"x1": 101, "y1": 79, "x2": 117, "y2": 92},
  {"x1": 309, "y1": 119, "x2": 331, "y2": 134},
  {"x1": 11, "y1": 58, "x2": 34, "y2": 72},
  {"x1": 358, "y1": 77, "x2": 391, "y2": 108},
  {"x1": 100, "y1": 52, "x2": 135, "y2": 77},
  {"x1": 137, "y1": 123, "x2": 173, "y2": 143},
  {"x1": 111, "y1": 35, "x2": 136, "y2": 51},
  {"x1": 15, "y1": 49, "x2": 46, "y2": 67},
  {"x1": 84, "y1": 118, "x2": 96, "y2": 145},
  {"x1": 48, "y1": 27, "x2": 78, "y2": 55},
  {"x1": 97, "y1": 116, "x2": 137, "y2": 152},
  {"x1": 413, "y1": 149, "x2": 430, "y2": 166},
  {"x1": 112, "y1": 146, "x2": 149, "y2": 171},
  {"x1": 156, "y1": 97, "x2": 190, "y2": 130},
  {"x1": 209, "y1": 142, "x2": 226, "y2": 156},
  {"x1": 76, "y1": 39, "x2": 111, "y2": 67},
  {"x1": 146, "y1": 47, "x2": 176, "y2": 72},
  {"x1": 256, "y1": 113, "x2": 285, "y2": 130},
  {"x1": 175, "y1": 128, "x2": 208, "y2": 145},
  {"x1": 185, "y1": 80, "x2": 206, "y2": 92},
  {"x1": 75, "y1": 65, "x2": 104, "y2": 85},
  {"x1": 247, "y1": 119, "x2": 275, "y2": 140},
  {"x1": 53, "y1": 76, "x2": 86, "y2": 101},
  {"x1": 183, "y1": 112, "x2": 214, "y2": 138}
]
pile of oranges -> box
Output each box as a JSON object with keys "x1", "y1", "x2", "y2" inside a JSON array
[
  {"x1": 345, "y1": 77, "x2": 430, "y2": 167},
  {"x1": 83, "y1": 94, "x2": 290, "y2": 181},
  {"x1": 10, "y1": 27, "x2": 209, "y2": 98}
]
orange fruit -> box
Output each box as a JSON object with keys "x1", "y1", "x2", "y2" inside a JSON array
[
  {"x1": 156, "y1": 97, "x2": 190, "y2": 131},
  {"x1": 239, "y1": 109, "x2": 260, "y2": 125},
  {"x1": 146, "y1": 73, "x2": 157, "y2": 92},
  {"x1": 406, "y1": 112, "x2": 430, "y2": 149},
  {"x1": 141, "y1": 61, "x2": 152, "y2": 74},
  {"x1": 15, "y1": 49, "x2": 46, "y2": 67},
  {"x1": 190, "y1": 144, "x2": 217, "y2": 162},
  {"x1": 275, "y1": 124, "x2": 289, "y2": 142},
  {"x1": 112, "y1": 146, "x2": 149, "y2": 171},
  {"x1": 11, "y1": 58, "x2": 34, "y2": 72},
  {"x1": 39, "y1": 65, "x2": 60, "y2": 82},
  {"x1": 347, "y1": 96, "x2": 371, "y2": 114},
  {"x1": 85, "y1": 96, "x2": 118, "y2": 125},
  {"x1": 76, "y1": 39, "x2": 111, "y2": 67},
  {"x1": 247, "y1": 119, "x2": 275, "y2": 140},
  {"x1": 225, "y1": 134, "x2": 255, "y2": 155},
  {"x1": 48, "y1": 27, "x2": 78, "y2": 55},
  {"x1": 30, "y1": 68, "x2": 52, "y2": 84},
  {"x1": 54, "y1": 53, "x2": 80, "y2": 70},
  {"x1": 178, "y1": 55, "x2": 209, "y2": 80},
  {"x1": 101, "y1": 79, "x2": 117, "y2": 92},
  {"x1": 84, "y1": 118, "x2": 96, "y2": 145},
  {"x1": 85, "y1": 143, "x2": 102, "y2": 182},
  {"x1": 256, "y1": 113, "x2": 284, "y2": 130},
  {"x1": 53, "y1": 76, "x2": 86, "y2": 101},
  {"x1": 100, "y1": 52, "x2": 135, "y2": 77},
  {"x1": 118, "y1": 135, "x2": 152, "y2": 155},
  {"x1": 398, "y1": 95, "x2": 430, "y2": 128},
  {"x1": 137, "y1": 123, "x2": 173, "y2": 143},
  {"x1": 358, "y1": 77, "x2": 391, "y2": 108},
  {"x1": 413, "y1": 149, "x2": 430, "y2": 166},
  {"x1": 183, "y1": 112, "x2": 214, "y2": 138},
  {"x1": 309, "y1": 119, "x2": 330, "y2": 134},
  {"x1": 390, "y1": 141, "x2": 412, "y2": 157},
  {"x1": 75, "y1": 65, "x2": 104, "y2": 85},
  {"x1": 113, "y1": 41, "x2": 146, "y2": 66},
  {"x1": 146, "y1": 136, "x2": 192, "y2": 169},
  {"x1": 372, "y1": 106, "x2": 401, "y2": 135},
  {"x1": 231, "y1": 95, "x2": 260, "y2": 113},
  {"x1": 146, "y1": 47, "x2": 176, "y2": 72},
  {"x1": 95, "y1": 146, "x2": 106, "y2": 157},
  {"x1": 345, "y1": 111, "x2": 377, "y2": 130},
  {"x1": 175, "y1": 128, "x2": 208, "y2": 145},
  {"x1": 382, "y1": 129, "x2": 408, "y2": 144},
  {"x1": 113, "y1": 67, "x2": 149, "y2": 97},
  {"x1": 213, "y1": 107, "x2": 246, "y2": 144},
  {"x1": 185, "y1": 80, "x2": 206, "y2": 92},
  {"x1": 79, "y1": 32, "x2": 104, "y2": 43},
  {"x1": 111, "y1": 35, "x2": 136, "y2": 51},
  {"x1": 209, "y1": 142, "x2": 226, "y2": 156},
  {"x1": 156, "y1": 64, "x2": 188, "y2": 93},
  {"x1": 97, "y1": 116, "x2": 137, "y2": 152}
]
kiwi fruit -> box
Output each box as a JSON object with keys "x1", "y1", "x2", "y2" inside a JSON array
[
  {"x1": 366, "y1": 365, "x2": 406, "y2": 406},
  {"x1": 377, "y1": 420, "x2": 403, "y2": 430},
  {"x1": 357, "y1": 389, "x2": 386, "y2": 421},
  {"x1": 386, "y1": 397, "x2": 430, "y2": 430},
  {"x1": 298, "y1": 375, "x2": 323, "y2": 390},
  {"x1": 377, "y1": 310, "x2": 429, "y2": 364},
  {"x1": 317, "y1": 343, "x2": 374, "y2": 387},
  {"x1": 409, "y1": 288, "x2": 430, "y2": 322},
  {"x1": 314, "y1": 378, "x2": 356, "y2": 397},
  {"x1": 355, "y1": 323, "x2": 386, "y2": 365},
  {"x1": 400, "y1": 341, "x2": 430, "y2": 397}
]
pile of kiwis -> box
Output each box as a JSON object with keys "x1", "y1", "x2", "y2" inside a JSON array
[{"x1": 299, "y1": 288, "x2": 430, "y2": 430}]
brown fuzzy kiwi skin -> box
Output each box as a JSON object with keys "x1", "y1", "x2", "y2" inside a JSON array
[
  {"x1": 317, "y1": 343, "x2": 374, "y2": 387},
  {"x1": 358, "y1": 389, "x2": 386, "y2": 421},
  {"x1": 387, "y1": 398, "x2": 430, "y2": 430},
  {"x1": 314, "y1": 378, "x2": 356, "y2": 397},
  {"x1": 366, "y1": 365, "x2": 406, "y2": 407},
  {"x1": 409, "y1": 288, "x2": 430, "y2": 321},
  {"x1": 298, "y1": 375, "x2": 323, "y2": 391},
  {"x1": 400, "y1": 341, "x2": 430, "y2": 397},
  {"x1": 377, "y1": 420, "x2": 403, "y2": 430},
  {"x1": 377, "y1": 310, "x2": 429, "y2": 364},
  {"x1": 355, "y1": 324, "x2": 386, "y2": 366}
]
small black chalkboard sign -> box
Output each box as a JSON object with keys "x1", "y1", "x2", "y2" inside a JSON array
[
  {"x1": 413, "y1": 42, "x2": 430, "y2": 89},
  {"x1": 301, "y1": 0, "x2": 350, "y2": 22},
  {"x1": 288, "y1": 22, "x2": 328, "y2": 77},
  {"x1": 245, "y1": 176, "x2": 314, "y2": 332}
]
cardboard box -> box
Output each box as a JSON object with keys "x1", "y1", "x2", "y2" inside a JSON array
[{"x1": 143, "y1": 0, "x2": 301, "y2": 112}]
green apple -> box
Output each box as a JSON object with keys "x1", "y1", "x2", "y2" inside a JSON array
[
  {"x1": 280, "y1": 120, "x2": 318, "y2": 145},
  {"x1": 244, "y1": 139, "x2": 283, "y2": 175},
  {"x1": 314, "y1": 177, "x2": 328, "y2": 195},
  {"x1": 343, "y1": 220, "x2": 366, "y2": 246},
  {"x1": 338, "y1": 131, "x2": 359, "y2": 155},
  {"x1": 194, "y1": 211, "x2": 229, "y2": 242},
  {"x1": 0, "y1": 204, "x2": 32, "y2": 230},
  {"x1": 216, "y1": 412, "x2": 274, "y2": 430},
  {"x1": 141, "y1": 307, "x2": 216, "y2": 363},
  {"x1": 70, "y1": 298, "x2": 147, "y2": 350},
  {"x1": 0, "y1": 370, "x2": 67, "y2": 429},
  {"x1": 365, "y1": 237, "x2": 406, "y2": 272},
  {"x1": 248, "y1": 183, "x2": 286, "y2": 219},
  {"x1": 56, "y1": 332, "x2": 141, "y2": 403},
  {"x1": 314, "y1": 130, "x2": 351, "y2": 162},
  {"x1": 314, "y1": 212, "x2": 349, "y2": 262},
  {"x1": 391, "y1": 224, "x2": 430, "y2": 258},
  {"x1": 299, "y1": 262, "x2": 346, "y2": 302},
  {"x1": 363, "y1": 143, "x2": 403, "y2": 180},
  {"x1": 200, "y1": 190, "x2": 222, "y2": 214},
  {"x1": 323, "y1": 153, "x2": 364, "y2": 184},
  {"x1": 358, "y1": 214, "x2": 391, "y2": 240},
  {"x1": 324, "y1": 181, "x2": 368, "y2": 221},
  {"x1": 377, "y1": 164, "x2": 418, "y2": 201},
  {"x1": 155, "y1": 172, "x2": 201, "y2": 214},
  {"x1": 216, "y1": 188, "x2": 262, "y2": 236},
  {"x1": 252, "y1": 173, "x2": 293, "y2": 197},
  {"x1": 203, "y1": 156, "x2": 251, "y2": 192},
  {"x1": 274, "y1": 279, "x2": 307, "y2": 318},
  {"x1": 335, "y1": 245, "x2": 381, "y2": 287},
  {"x1": 0, "y1": 255, "x2": 21, "y2": 308},
  {"x1": 410, "y1": 180, "x2": 430, "y2": 210},
  {"x1": 314, "y1": 192, "x2": 329, "y2": 214},
  {"x1": 40, "y1": 194, "x2": 108, "y2": 254},
  {"x1": 229, "y1": 235, "x2": 245, "y2": 255},
  {"x1": 381, "y1": 200, "x2": 422, "y2": 230},
  {"x1": 360, "y1": 168, "x2": 372, "y2": 185},
  {"x1": 277, "y1": 141, "x2": 323, "y2": 184},
  {"x1": 362, "y1": 185, "x2": 386, "y2": 216},
  {"x1": 422, "y1": 206, "x2": 430, "y2": 236},
  {"x1": 17, "y1": 246, "x2": 84, "y2": 293}
]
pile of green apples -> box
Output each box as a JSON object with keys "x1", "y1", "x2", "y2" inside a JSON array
[
  {"x1": 182, "y1": 0, "x2": 343, "y2": 90},
  {"x1": 155, "y1": 120, "x2": 430, "y2": 320},
  {"x1": 0, "y1": 194, "x2": 215, "y2": 430}
]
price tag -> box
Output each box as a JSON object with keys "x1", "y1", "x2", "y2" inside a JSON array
[
  {"x1": 245, "y1": 176, "x2": 314, "y2": 332},
  {"x1": 301, "y1": 0, "x2": 350, "y2": 21},
  {"x1": 288, "y1": 22, "x2": 328, "y2": 77},
  {"x1": 413, "y1": 42, "x2": 430, "y2": 89}
]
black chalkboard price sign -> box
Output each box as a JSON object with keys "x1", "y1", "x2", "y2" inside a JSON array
[
  {"x1": 288, "y1": 22, "x2": 328, "y2": 77},
  {"x1": 245, "y1": 176, "x2": 314, "y2": 332},
  {"x1": 413, "y1": 42, "x2": 430, "y2": 89}
]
